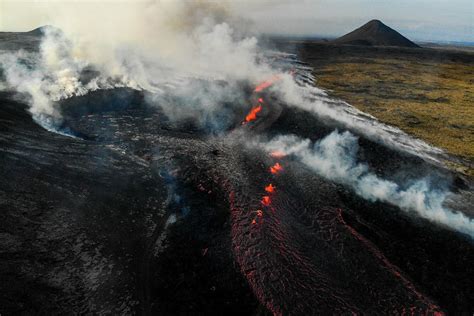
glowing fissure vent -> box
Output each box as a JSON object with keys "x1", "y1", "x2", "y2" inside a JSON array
[
  {"x1": 244, "y1": 105, "x2": 262, "y2": 123},
  {"x1": 265, "y1": 184, "x2": 275, "y2": 193},
  {"x1": 261, "y1": 196, "x2": 271, "y2": 206},
  {"x1": 242, "y1": 72, "x2": 289, "y2": 125},
  {"x1": 247, "y1": 74, "x2": 289, "y2": 226},
  {"x1": 270, "y1": 162, "x2": 283, "y2": 174},
  {"x1": 251, "y1": 154, "x2": 285, "y2": 226}
]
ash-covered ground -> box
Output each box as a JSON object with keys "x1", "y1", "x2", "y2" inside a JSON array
[{"x1": 1, "y1": 26, "x2": 473, "y2": 315}]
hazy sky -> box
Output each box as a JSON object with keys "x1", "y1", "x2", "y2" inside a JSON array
[
  {"x1": 1, "y1": 0, "x2": 472, "y2": 42},
  {"x1": 245, "y1": 0, "x2": 473, "y2": 42}
]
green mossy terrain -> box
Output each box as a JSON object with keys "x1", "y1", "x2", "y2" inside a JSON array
[{"x1": 292, "y1": 42, "x2": 474, "y2": 175}]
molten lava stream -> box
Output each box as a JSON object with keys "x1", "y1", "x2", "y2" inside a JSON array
[
  {"x1": 230, "y1": 147, "x2": 443, "y2": 314},
  {"x1": 270, "y1": 162, "x2": 283, "y2": 174},
  {"x1": 244, "y1": 94, "x2": 286, "y2": 227},
  {"x1": 265, "y1": 184, "x2": 275, "y2": 193},
  {"x1": 261, "y1": 196, "x2": 271, "y2": 207},
  {"x1": 335, "y1": 208, "x2": 444, "y2": 315},
  {"x1": 243, "y1": 105, "x2": 262, "y2": 124},
  {"x1": 242, "y1": 72, "x2": 287, "y2": 125}
]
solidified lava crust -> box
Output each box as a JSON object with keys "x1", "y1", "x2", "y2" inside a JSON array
[{"x1": 222, "y1": 151, "x2": 442, "y2": 315}]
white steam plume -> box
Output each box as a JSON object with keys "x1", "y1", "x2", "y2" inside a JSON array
[
  {"x1": 0, "y1": 0, "x2": 277, "y2": 129},
  {"x1": 268, "y1": 74, "x2": 445, "y2": 162},
  {"x1": 263, "y1": 130, "x2": 474, "y2": 238},
  {"x1": 0, "y1": 0, "x2": 448, "y2": 164},
  {"x1": 1, "y1": 0, "x2": 471, "y2": 237},
  {"x1": 0, "y1": 26, "x2": 141, "y2": 130}
]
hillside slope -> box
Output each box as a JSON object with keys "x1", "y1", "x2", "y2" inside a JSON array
[{"x1": 333, "y1": 20, "x2": 419, "y2": 47}]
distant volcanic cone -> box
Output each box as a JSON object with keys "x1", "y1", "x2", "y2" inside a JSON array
[{"x1": 332, "y1": 19, "x2": 419, "y2": 47}]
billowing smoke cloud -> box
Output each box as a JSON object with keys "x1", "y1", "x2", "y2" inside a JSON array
[
  {"x1": 0, "y1": 0, "x2": 443, "y2": 161},
  {"x1": 0, "y1": 27, "x2": 136, "y2": 130},
  {"x1": 269, "y1": 75, "x2": 445, "y2": 161},
  {"x1": 263, "y1": 130, "x2": 474, "y2": 238},
  {"x1": 145, "y1": 79, "x2": 248, "y2": 133},
  {"x1": 0, "y1": 0, "x2": 276, "y2": 130}
]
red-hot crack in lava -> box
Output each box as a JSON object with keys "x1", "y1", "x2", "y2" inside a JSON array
[
  {"x1": 270, "y1": 162, "x2": 283, "y2": 175},
  {"x1": 242, "y1": 75, "x2": 284, "y2": 225},
  {"x1": 242, "y1": 73, "x2": 287, "y2": 125},
  {"x1": 244, "y1": 105, "x2": 262, "y2": 124},
  {"x1": 227, "y1": 73, "x2": 446, "y2": 315},
  {"x1": 261, "y1": 196, "x2": 271, "y2": 207},
  {"x1": 336, "y1": 208, "x2": 444, "y2": 315},
  {"x1": 244, "y1": 75, "x2": 287, "y2": 227},
  {"x1": 242, "y1": 74, "x2": 287, "y2": 227},
  {"x1": 250, "y1": 152, "x2": 284, "y2": 230}
]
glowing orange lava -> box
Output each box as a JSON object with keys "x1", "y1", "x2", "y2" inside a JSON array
[
  {"x1": 254, "y1": 74, "x2": 282, "y2": 92},
  {"x1": 265, "y1": 184, "x2": 275, "y2": 193},
  {"x1": 270, "y1": 162, "x2": 283, "y2": 174},
  {"x1": 261, "y1": 196, "x2": 271, "y2": 206},
  {"x1": 245, "y1": 74, "x2": 290, "y2": 228},
  {"x1": 244, "y1": 105, "x2": 262, "y2": 123}
]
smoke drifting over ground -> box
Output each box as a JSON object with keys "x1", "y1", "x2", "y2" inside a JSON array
[
  {"x1": 0, "y1": 27, "x2": 136, "y2": 130},
  {"x1": 0, "y1": 0, "x2": 275, "y2": 127},
  {"x1": 270, "y1": 76, "x2": 445, "y2": 160},
  {"x1": 263, "y1": 131, "x2": 474, "y2": 238},
  {"x1": 0, "y1": 0, "x2": 472, "y2": 237},
  {"x1": 0, "y1": 0, "x2": 446, "y2": 159}
]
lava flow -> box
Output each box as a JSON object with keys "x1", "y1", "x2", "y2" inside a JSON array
[
  {"x1": 261, "y1": 196, "x2": 271, "y2": 206},
  {"x1": 250, "y1": 155, "x2": 285, "y2": 226},
  {"x1": 244, "y1": 104, "x2": 262, "y2": 123},
  {"x1": 265, "y1": 184, "x2": 275, "y2": 193},
  {"x1": 242, "y1": 72, "x2": 288, "y2": 125},
  {"x1": 227, "y1": 70, "x2": 461, "y2": 314},
  {"x1": 270, "y1": 162, "x2": 283, "y2": 174},
  {"x1": 244, "y1": 74, "x2": 288, "y2": 227}
]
